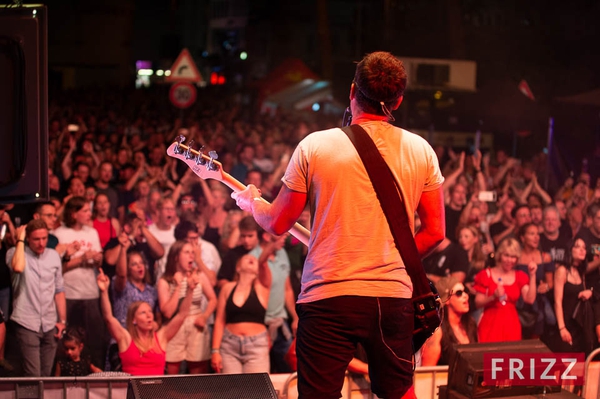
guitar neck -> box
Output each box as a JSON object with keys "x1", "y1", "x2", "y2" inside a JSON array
[{"x1": 220, "y1": 171, "x2": 311, "y2": 247}]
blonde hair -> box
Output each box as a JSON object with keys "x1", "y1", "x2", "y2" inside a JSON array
[{"x1": 495, "y1": 237, "x2": 522, "y2": 260}]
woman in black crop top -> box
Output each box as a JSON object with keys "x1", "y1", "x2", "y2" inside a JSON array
[{"x1": 211, "y1": 249, "x2": 273, "y2": 374}]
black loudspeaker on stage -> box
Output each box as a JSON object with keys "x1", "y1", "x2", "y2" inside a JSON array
[
  {"x1": 0, "y1": 4, "x2": 48, "y2": 204},
  {"x1": 443, "y1": 339, "x2": 573, "y2": 399},
  {"x1": 126, "y1": 373, "x2": 279, "y2": 399}
]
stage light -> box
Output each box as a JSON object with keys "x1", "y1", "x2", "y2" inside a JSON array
[
  {"x1": 312, "y1": 103, "x2": 320, "y2": 112},
  {"x1": 240, "y1": 51, "x2": 248, "y2": 60}
]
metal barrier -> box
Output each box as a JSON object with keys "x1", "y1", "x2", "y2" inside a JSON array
[
  {"x1": 0, "y1": 366, "x2": 450, "y2": 399},
  {"x1": 584, "y1": 347, "x2": 600, "y2": 399},
  {"x1": 280, "y1": 366, "x2": 449, "y2": 399}
]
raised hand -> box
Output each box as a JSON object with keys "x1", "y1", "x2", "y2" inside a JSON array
[
  {"x1": 527, "y1": 261, "x2": 538, "y2": 276},
  {"x1": 97, "y1": 269, "x2": 110, "y2": 292}
]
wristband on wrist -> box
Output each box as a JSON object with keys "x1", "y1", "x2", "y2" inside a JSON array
[
  {"x1": 17, "y1": 239, "x2": 25, "y2": 244},
  {"x1": 211, "y1": 348, "x2": 220, "y2": 354}
]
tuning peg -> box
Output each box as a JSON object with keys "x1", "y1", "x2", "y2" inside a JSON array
[
  {"x1": 207, "y1": 150, "x2": 219, "y2": 171},
  {"x1": 195, "y1": 145, "x2": 207, "y2": 166},
  {"x1": 185, "y1": 140, "x2": 195, "y2": 159},
  {"x1": 173, "y1": 135, "x2": 186, "y2": 154}
]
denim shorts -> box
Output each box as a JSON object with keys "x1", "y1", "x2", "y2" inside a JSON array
[{"x1": 220, "y1": 328, "x2": 270, "y2": 374}]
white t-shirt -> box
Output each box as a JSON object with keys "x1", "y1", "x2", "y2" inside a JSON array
[
  {"x1": 54, "y1": 225, "x2": 102, "y2": 300},
  {"x1": 148, "y1": 224, "x2": 176, "y2": 281},
  {"x1": 198, "y1": 237, "x2": 221, "y2": 275},
  {"x1": 283, "y1": 122, "x2": 444, "y2": 303}
]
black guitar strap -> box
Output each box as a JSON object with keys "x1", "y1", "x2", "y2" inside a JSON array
[{"x1": 341, "y1": 124, "x2": 431, "y2": 299}]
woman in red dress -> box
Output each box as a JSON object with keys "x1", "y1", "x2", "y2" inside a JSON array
[{"x1": 473, "y1": 237, "x2": 537, "y2": 342}]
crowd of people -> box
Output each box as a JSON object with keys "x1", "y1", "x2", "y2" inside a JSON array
[
  {"x1": 422, "y1": 146, "x2": 600, "y2": 366},
  {"x1": 1, "y1": 79, "x2": 599, "y2": 384}
]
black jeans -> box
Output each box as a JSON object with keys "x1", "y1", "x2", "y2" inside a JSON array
[{"x1": 296, "y1": 296, "x2": 414, "y2": 399}]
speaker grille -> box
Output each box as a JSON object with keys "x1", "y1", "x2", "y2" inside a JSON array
[{"x1": 127, "y1": 373, "x2": 278, "y2": 399}]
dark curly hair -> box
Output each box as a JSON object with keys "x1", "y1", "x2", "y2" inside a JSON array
[{"x1": 353, "y1": 51, "x2": 407, "y2": 116}]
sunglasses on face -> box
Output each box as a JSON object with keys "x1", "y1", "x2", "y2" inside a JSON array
[{"x1": 451, "y1": 289, "x2": 469, "y2": 297}]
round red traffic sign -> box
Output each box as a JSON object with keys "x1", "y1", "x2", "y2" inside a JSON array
[{"x1": 169, "y1": 82, "x2": 197, "y2": 109}]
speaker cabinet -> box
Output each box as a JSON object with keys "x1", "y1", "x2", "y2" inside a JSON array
[
  {"x1": 447, "y1": 340, "x2": 562, "y2": 398},
  {"x1": 0, "y1": 5, "x2": 48, "y2": 203},
  {"x1": 127, "y1": 373, "x2": 278, "y2": 399}
]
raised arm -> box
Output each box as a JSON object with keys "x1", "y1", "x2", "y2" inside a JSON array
[
  {"x1": 10, "y1": 226, "x2": 27, "y2": 273},
  {"x1": 114, "y1": 233, "x2": 131, "y2": 293},
  {"x1": 522, "y1": 262, "x2": 538, "y2": 305},
  {"x1": 97, "y1": 269, "x2": 129, "y2": 346}
]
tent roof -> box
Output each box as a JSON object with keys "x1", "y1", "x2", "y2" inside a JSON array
[
  {"x1": 258, "y1": 58, "x2": 320, "y2": 98},
  {"x1": 263, "y1": 79, "x2": 332, "y2": 110}
]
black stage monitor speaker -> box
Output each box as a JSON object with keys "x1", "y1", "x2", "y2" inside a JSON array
[
  {"x1": 0, "y1": 4, "x2": 48, "y2": 204},
  {"x1": 127, "y1": 373, "x2": 279, "y2": 399},
  {"x1": 447, "y1": 339, "x2": 562, "y2": 398}
]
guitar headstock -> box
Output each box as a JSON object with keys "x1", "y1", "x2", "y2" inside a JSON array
[{"x1": 166, "y1": 135, "x2": 225, "y2": 183}]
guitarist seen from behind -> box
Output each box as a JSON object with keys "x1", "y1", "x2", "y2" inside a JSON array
[{"x1": 232, "y1": 52, "x2": 445, "y2": 399}]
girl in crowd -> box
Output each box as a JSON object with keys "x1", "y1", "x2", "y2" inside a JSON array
[
  {"x1": 516, "y1": 223, "x2": 555, "y2": 339},
  {"x1": 473, "y1": 237, "x2": 537, "y2": 342},
  {"x1": 553, "y1": 238, "x2": 595, "y2": 355},
  {"x1": 92, "y1": 193, "x2": 121, "y2": 249},
  {"x1": 112, "y1": 247, "x2": 158, "y2": 327},
  {"x1": 157, "y1": 241, "x2": 217, "y2": 374},
  {"x1": 421, "y1": 277, "x2": 477, "y2": 366},
  {"x1": 211, "y1": 253, "x2": 271, "y2": 374},
  {"x1": 457, "y1": 224, "x2": 488, "y2": 289},
  {"x1": 97, "y1": 268, "x2": 196, "y2": 376},
  {"x1": 55, "y1": 326, "x2": 102, "y2": 376}
]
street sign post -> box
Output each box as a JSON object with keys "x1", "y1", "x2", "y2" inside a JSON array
[{"x1": 169, "y1": 82, "x2": 197, "y2": 109}]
